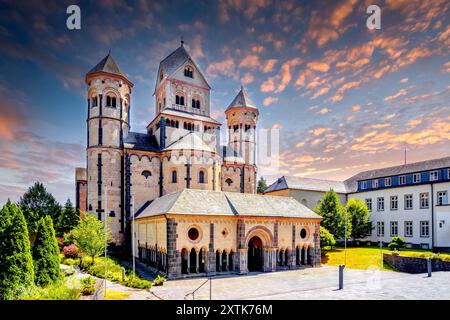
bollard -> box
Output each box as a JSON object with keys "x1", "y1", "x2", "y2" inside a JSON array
[
  {"x1": 427, "y1": 258, "x2": 432, "y2": 277},
  {"x1": 338, "y1": 264, "x2": 345, "y2": 290},
  {"x1": 121, "y1": 267, "x2": 126, "y2": 281}
]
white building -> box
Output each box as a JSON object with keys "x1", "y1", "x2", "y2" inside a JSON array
[{"x1": 265, "y1": 156, "x2": 450, "y2": 250}]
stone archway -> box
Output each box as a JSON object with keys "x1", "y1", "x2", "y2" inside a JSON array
[{"x1": 248, "y1": 236, "x2": 263, "y2": 272}]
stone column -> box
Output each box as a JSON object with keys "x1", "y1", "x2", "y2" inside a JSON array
[
  {"x1": 207, "y1": 223, "x2": 216, "y2": 276},
  {"x1": 218, "y1": 252, "x2": 222, "y2": 272},
  {"x1": 186, "y1": 252, "x2": 190, "y2": 274},
  {"x1": 313, "y1": 223, "x2": 321, "y2": 266},
  {"x1": 303, "y1": 247, "x2": 308, "y2": 265},
  {"x1": 166, "y1": 218, "x2": 180, "y2": 279},
  {"x1": 196, "y1": 250, "x2": 199, "y2": 273},
  {"x1": 226, "y1": 253, "x2": 230, "y2": 271},
  {"x1": 237, "y1": 249, "x2": 248, "y2": 274}
]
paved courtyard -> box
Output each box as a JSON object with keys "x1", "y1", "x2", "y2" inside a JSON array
[{"x1": 146, "y1": 266, "x2": 450, "y2": 300}]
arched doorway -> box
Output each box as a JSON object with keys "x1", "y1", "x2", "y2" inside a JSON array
[
  {"x1": 181, "y1": 248, "x2": 189, "y2": 274},
  {"x1": 189, "y1": 248, "x2": 197, "y2": 273},
  {"x1": 248, "y1": 236, "x2": 263, "y2": 272}
]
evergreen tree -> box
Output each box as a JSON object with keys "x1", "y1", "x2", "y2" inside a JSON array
[
  {"x1": 70, "y1": 214, "x2": 112, "y2": 263},
  {"x1": 346, "y1": 198, "x2": 373, "y2": 240},
  {"x1": 19, "y1": 182, "x2": 62, "y2": 234},
  {"x1": 32, "y1": 216, "x2": 62, "y2": 286},
  {"x1": 257, "y1": 177, "x2": 268, "y2": 194},
  {"x1": 56, "y1": 199, "x2": 79, "y2": 237},
  {"x1": 0, "y1": 201, "x2": 34, "y2": 300},
  {"x1": 315, "y1": 190, "x2": 352, "y2": 240}
]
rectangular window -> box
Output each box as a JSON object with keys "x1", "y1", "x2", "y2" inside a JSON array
[
  {"x1": 365, "y1": 198, "x2": 372, "y2": 212},
  {"x1": 430, "y1": 170, "x2": 438, "y2": 181},
  {"x1": 377, "y1": 197, "x2": 385, "y2": 211},
  {"x1": 420, "y1": 193, "x2": 429, "y2": 209},
  {"x1": 448, "y1": 169, "x2": 450, "y2": 180},
  {"x1": 385, "y1": 177, "x2": 391, "y2": 187},
  {"x1": 437, "y1": 191, "x2": 448, "y2": 206},
  {"x1": 399, "y1": 175, "x2": 406, "y2": 185},
  {"x1": 420, "y1": 221, "x2": 430, "y2": 238},
  {"x1": 372, "y1": 179, "x2": 379, "y2": 188},
  {"x1": 377, "y1": 221, "x2": 385, "y2": 237},
  {"x1": 405, "y1": 221, "x2": 413, "y2": 237},
  {"x1": 361, "y1": 181, "x2": 367, "y2": 190},
  {"x1": 390, "y1": 196, "x2": 398, "y2": 210},
  {"x1": 390, "y1": 221, "x2": 398, "y2": 236},
  {"x1": 413, "y1": 173, "x2": 421, "y2": 183},
  {"x1": 405, "y1": 194, "x2": 413, "y2": 210}
]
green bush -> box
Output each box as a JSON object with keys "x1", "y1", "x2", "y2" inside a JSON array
[
  {"x1": 81, "y1": 276, "x2": 96, "y2": 296},
  {"x1": 121, "y1": 276, "x2": 152, "y2": 289},
  {"x1": 21, "y1": 279, "x2": 81, "y2": 300},
  {"x1": 61, "y1": 257, "x2": 78, "y2": 266},
  {"x1": 32, "y1": 216, "x2": 62, "y2": 286},
  {"x1": 388, "y1": 236, "x2": 406, "y2": 251},
  {"x1": 152, "y1": 275, "x2": 167, "y2": 286},
  {"x1": 320, "y1": 226, "x2": 336, "y2": 248},
  {"x1": 0, "y1": 201, "x2": 35, "y2": 300}
]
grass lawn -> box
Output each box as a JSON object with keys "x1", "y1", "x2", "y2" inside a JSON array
[
  {"x1": 321, "y1": 246, "x2": 450, "y2": 271},
  {"x1": 104, "y1": 290, "x2": 130, "y2": 300}
]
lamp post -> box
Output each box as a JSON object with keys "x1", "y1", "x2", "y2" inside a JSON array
[
  {"x1": 132, "y1": 194, "x2": 136, "y2": 277},
  {"x1": 104, "y1": 185, "x2": 108, "y2": 298},
  {"x1": 344, "y1": 209, "x2": 347, "y2": 266}
]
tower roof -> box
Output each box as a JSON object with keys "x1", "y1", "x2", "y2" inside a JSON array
[
  {"x1": 87, "y1": 53, "x2": 127, "y2": 78},
  {"x1": 226, "y1": 86, "x2": 257, "y2": 111}
]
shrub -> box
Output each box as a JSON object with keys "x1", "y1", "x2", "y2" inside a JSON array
[
  {"x1": 63, "y1": 266, "x2": 76, "y2": 277},
  {"x1": 388, "y1": 236, "x2": 406, "y2": 251},
  {"x1": 152, "y1": 275, "x2": 167, "y2": 286},
  {"x1": 56, "y1": 237, "x2": 65, "y2": 251},
  {"x1": 21, "y1": 279, "x2": 81, "y2": 300},
  {"x1": 81, "y1": 276, "x2": 96, "y2": 296},
  {"x1": 0, "y1": 201, "x2": 35, "y2": 300},
  {"x1": 121, "y1": 276, "x2": 152, "y2": 289},
  {"x1": 32, "y1": 216, "x2": 62, "y2": 286},
  {"x1": 63, "y1": 244, "x2": 79, "y2": 258},
  {"x1": 320, "y1": 226, "x2": 336, "y2": 249}
]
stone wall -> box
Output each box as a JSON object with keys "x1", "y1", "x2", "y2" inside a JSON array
[{"x1": 383, "y1": 253, "x2": 450, "y2": 273}]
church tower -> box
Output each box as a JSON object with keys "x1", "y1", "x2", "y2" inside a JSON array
[
  {"x1": 225, "y1": 87, "x2": 259, "y2": 193},
  {"x1": 85, "y1": 53, "x2": 133, "y2": 243}
]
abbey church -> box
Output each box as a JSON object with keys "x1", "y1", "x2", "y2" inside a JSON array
[{"x1": 75, "y1": 42, "x2": 322, "y2": 278}]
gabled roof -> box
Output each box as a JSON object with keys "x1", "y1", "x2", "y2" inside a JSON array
[
  {"x1": 265, "y1": 176, "x2": 348, "y2": 194},
  {"x1": 163, "y1": 131, "x2": 214, "y2": 153},
  {"x1": 87, "y1": 53, "x2": 127, "y2": 78},
  {"x1": 154, "y1": 43, "x2": 211, "y2": 93},
  {"x1": 344, "y1": 156, "x2": 450, "y2": 193},
  {"x1": 226, "y1": 86, "x2": 257, "y2": 111},
  {"x1": 123, "y1": 132, "x2": 159, "y2": 151},
  {"x1": 135, "y1": 189, "x2": 321, "y2": 219}
]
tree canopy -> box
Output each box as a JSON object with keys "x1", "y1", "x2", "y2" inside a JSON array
[
  {"x1": 69, "y1": 214, "x2": 112, "y2": 263},
  {"x1": 0, "y1": 201, "x2": 34, "y2": 300},
  {"x1": 32, "y1": 216, "x2": 62, "y2": 286},
  {"x1": 56, "y1": 199, "x2": 79, "y2": 237},
  {"x1": 257, "y1": 177, "x2": 268, "y2": 194},
  {"x1": 346, "y1": 198, "x2": 373, "y2": 240},
  {"x1": 315, "y1": 190, "x2": 352, "y2": 240},
  {"x1": 320, "y1": 226, "x2": 336, "y2": 248},
  {"x1": 19, "y1": 182, "x2": 62, "y2": 234}
]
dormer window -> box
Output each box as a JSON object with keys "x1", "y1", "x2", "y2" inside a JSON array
[
  {"x1": 106, "y1": 95, "x2": 117, "y2": 108},
  {"x1": 184, "y1": 66, "x2": 194, "y2": 78},
  {"x1": 175, "y1": 94, "x2": 185, "y2": 106}
]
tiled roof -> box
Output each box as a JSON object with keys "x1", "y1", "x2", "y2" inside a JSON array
[
  {"x1": 344, "y1": 156, "x2": 450, "y2": 192},
  {"x1": 265, "y1": 176, "x2": 348, "y2": 194},
  {"x1": 135, "y1": 189, "x2": 321, "y2": 219},
  {"x1": 226, "y1": 87, "x2": 257, "y2": 111},
  {"x1": 163, "y1": 131, "x2": 214, "y2": 153},
  {"x1": 124, "y1": 132, "x2": 159, "y2": 151},
  {"x1": 87, "y1": 53, "x2": 127, "y2": 78},
  {"x1": 159, "y1": 108, "x2": 221, "y2": 124}
]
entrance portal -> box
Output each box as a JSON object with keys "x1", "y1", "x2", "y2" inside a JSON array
[{"x1": 247, "y1": 236, "x2": 263, "y2": 272}]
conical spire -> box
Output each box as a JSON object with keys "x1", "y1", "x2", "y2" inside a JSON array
[
  {"x1": 226, "y1": 86, "x2": 257, "y2": 110},
  {"x1": 87, "y1": 53, "x2": 127, "y2": 78}
]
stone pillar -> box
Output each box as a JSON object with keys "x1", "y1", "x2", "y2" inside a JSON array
[
  {"x1": 186, "y1": 252, "x2": 190, "y2": 274},
  {"x1": 226, "y1": 253, "x2": 230, "y2": 271},
  {"x1": 166, "y1": 218, "x2": 180, "y2": 279},
  {"x1": 313, "y1": 223, "x2": 321, "y2": 266},
  {"x1": 207, "y1": 223, "x2": 216, "y2": 276},
  {"x1": 235, "y1": 219, "x2": 247, "y2": 274},
  {"x1": 218, "y1": 252, "x2": 222, "y2": 272},
  {"x1": 237, "y1": 249, "x2": 248, "y2": 274},
  {"x1": 263, "y1": 248, "x2": 269, "y2": 272},
  {"x1": 196, "y1": 250, "x2": 199, "y2": 273},
  {"x1": 303, "y1": 247, "x2": 308, "y2": 265},
  {"x1": 271, "y1": 249, "x2": 277, "y2": 272}
]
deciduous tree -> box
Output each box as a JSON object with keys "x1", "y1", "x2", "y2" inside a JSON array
[
  {"x1": 315, "y1": 190, "x2": 352, "y2": 240},
  {"x1": 346, "y1": 198, "x2": 373, "y2": 240}
]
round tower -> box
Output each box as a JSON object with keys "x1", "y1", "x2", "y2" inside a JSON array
[
  {"x1": 224, "y1": 86, "x2": 258, "y2": 194},
  {"x1": 85, "y1": 53, "x2": 133, "y2": 243},
  {"x1": 225, "y1": 86, "x2": 258, "y2": 165}
]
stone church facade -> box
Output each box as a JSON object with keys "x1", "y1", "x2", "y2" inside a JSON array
[{"x1": 75, "y1": 42, "x2": 322, "y2": 278}]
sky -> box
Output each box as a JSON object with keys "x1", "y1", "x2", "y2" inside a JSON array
[{"x1": 0, "y1": 0, "x2": 449, "y2": 204}]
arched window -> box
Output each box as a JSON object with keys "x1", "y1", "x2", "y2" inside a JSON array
[
  {"x1": 106, "y1": 95, "x2": 117, "y2": 108},
  {"x1": 199, "y1": 171, "x2": 205, "y2": 184},
  {"x1": 176, "y1": 95, "x2": 185, "y2": 106},
  {"x1": 142, "y1": 170, "x2": 151, "y2": 179},
  {"x1": 191, "y1": 99, "x2": 201, "y2": 109},
  {"x1": 225, "y1": 178, "x2": 233, "y2": 186},
  {"x1": 91, "y1": 96, "x2": 98, "y2": 107},
  {"x1": 184, "y1": 66, "x2": 194, "y2": 78},
  {"x1": 172, "y1": 170, "x2": 177, "y2": 183}
]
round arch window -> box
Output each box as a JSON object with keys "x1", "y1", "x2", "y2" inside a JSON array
[
  {"x1": 188, "y1": 227, "x2": 200, "y2": 241},
  {"x1": 300, "y1": 228, "x2": 307, "y2": 239}
]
